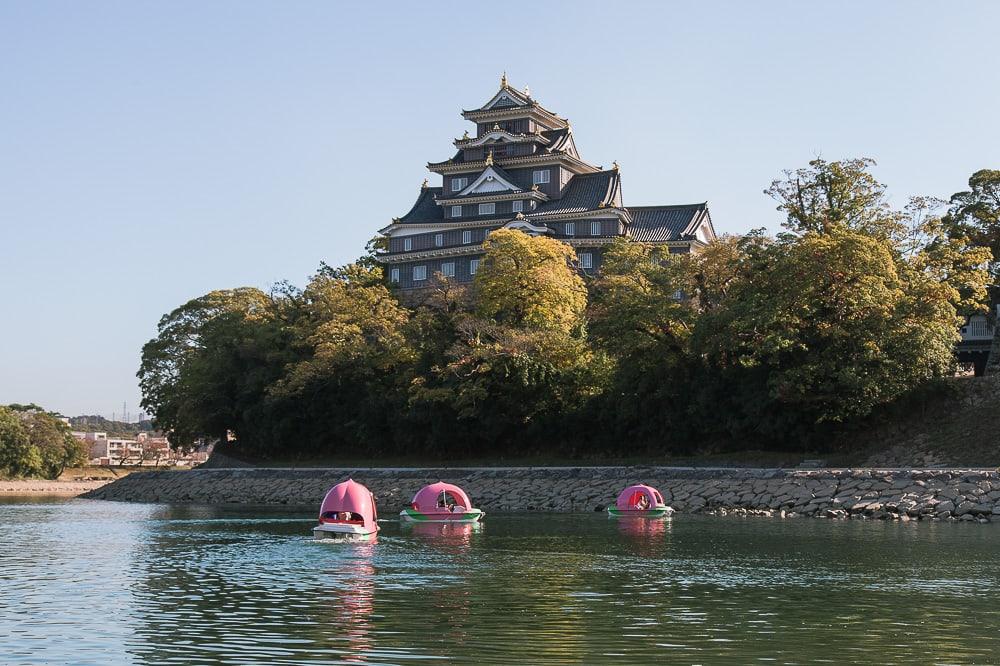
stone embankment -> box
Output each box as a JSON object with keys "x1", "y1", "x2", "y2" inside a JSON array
[{"x1": 83, "y1": 467, "x2": 1000, "y2": 523}]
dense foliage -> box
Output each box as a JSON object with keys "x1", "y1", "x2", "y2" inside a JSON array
[
  {"x1": 138, "y1": 160, "x2": 995, "y2": 459},
  {"x1": 0, "y1": 406, "x2": 88, "y2": 479}
]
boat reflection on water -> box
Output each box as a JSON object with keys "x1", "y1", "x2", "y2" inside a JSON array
[
  {"x1": 404, "y1": 520, "x2": 482, "y2": 554},
  {"x1": 326, "y1": 544, "x2": 377, "y2": 662},
  {"x1": 616, "y1": 515, "x2": 671, "y2": 555}
]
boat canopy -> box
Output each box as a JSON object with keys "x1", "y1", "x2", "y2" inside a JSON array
[
  {"x1": 411, "y1": 482, "x2": 473, "y2": 513},
  {"x1": 615, "y1": 484, "x2": 666, "y2": 511},
  {"x1": 318, "y1": 479, "x2": 378, "y2": 532}
]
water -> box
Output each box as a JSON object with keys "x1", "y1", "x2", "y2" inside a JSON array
[{"x1": 1, "y1": 499, "x2": 999, "y2": 665}]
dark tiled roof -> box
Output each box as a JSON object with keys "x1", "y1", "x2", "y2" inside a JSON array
[
  {"x1": 466, "y1": 85, "x2": 532, "y2": 112},
  {"x1": 627, "y1": 204, "x2": 708, "y2": 242},
  {"x1": 529, "y1": 170, "x2": 622, "y2": 217},
  {"x1": 539, "y1": 128, "x2": 570, "y2": 151},
  {"x1": 398, "y1": 187, "x2": 444, "y2": 223}
]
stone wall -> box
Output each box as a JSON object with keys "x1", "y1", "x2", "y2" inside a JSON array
[{"x1": 82, "y1": 467, "x2": 1000, "y2": 523}]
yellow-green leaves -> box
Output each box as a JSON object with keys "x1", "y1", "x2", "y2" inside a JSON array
[{"x1": 474, "y1": 229, "x2": 586, "y2": 334}]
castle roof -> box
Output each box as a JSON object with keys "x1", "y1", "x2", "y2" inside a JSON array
[
  {"x1": 627, "y1": 203, "x2": 712, "y2": 242},
  {"x1": 397, "y1": 186, "x2": 444, "y2": 224},
  {"x1": 529, "y1": 170, "x2": 623, "y2": 217}
]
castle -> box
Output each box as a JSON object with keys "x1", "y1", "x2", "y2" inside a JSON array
[{"x1": 378, "y1": 75, "x2": 716, "y2": 289}]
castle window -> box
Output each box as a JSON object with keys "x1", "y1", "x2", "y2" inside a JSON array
[
  {"x1": 462, "y1": 230, "x2": 472, "y2": 244},
  {"x1": 470, "y1": 258, "x2": 480, "y2": 275},
  {"x1": 579, "y1": 253, "x2": 593, "y2": 270},
  {"x1": 390, "y1": 268, "x2": 400, "y2": 283},
  {"x1": 479, "y1": 203, "x2": 495, "y2": 215},
  {"x1": 452, "y1": 206, "x2": 462, "y2": 218},
  {"x1": 403, "y1": 237, "x2": 412, "y2": 251},
  {"x1": 435, "y1": 233, "x2": 444, "y2": 247},
  {"x1": 533, "y1": 170, "x2": 550, "y2": 185},
  {"x1": 512, "y1": 200, "x2": 523, "y2": 213},
  {"x1": 451, "y1": 177, "x2": 468, "y2": 192},
  {"x1": 413, "y1": 265, "x2": 427, "y2": 281},
  {"x1": 565, "y1": 222, "x2": 575, "y2": 237},
  {"x1": 441, "y1": 262, "x2": 455, "y2": 278},
  {"x1": 591, "y1": 220, "x2": 601, "y2": 236}
]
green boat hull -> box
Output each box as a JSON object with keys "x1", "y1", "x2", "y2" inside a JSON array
[
  {"x1": 607, "y1": 506, "x2": 673, "y2": 518},
  {"x1": 399, "y1": 507, "x2": 485, "y2": 523}
]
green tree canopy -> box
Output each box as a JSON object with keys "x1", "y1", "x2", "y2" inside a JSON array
[
  {"x1": 138, "y1": 287, "x2": 281, "y2": 447},
  {"x1": 765, "y1": 157, "x2": 906, "y2": 240},
  {"x1": 693, "y1": 228, "x2": 958, "y2": 438},
  {"x1": 0, "y1": 407, "x2": 86, "y2": 479},
  {"x1": 475, "y1": 228, "x2": 587, "y2": 333},
  {"x1": 944, "y1": 169, "x2": 1000, "y2": 279}
]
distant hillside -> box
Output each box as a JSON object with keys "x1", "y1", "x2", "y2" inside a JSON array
[{"x1": 69, "y1": 415, "x2": 156, "y2": 438}]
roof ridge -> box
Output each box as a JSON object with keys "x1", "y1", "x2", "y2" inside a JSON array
[{"x1": 627, "y1": 202, "x2": 707, "y2": 210}]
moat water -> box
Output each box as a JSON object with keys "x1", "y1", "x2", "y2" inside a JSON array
[{"x1": 1, "y1": 497, "x2": 999, "y2": 665}]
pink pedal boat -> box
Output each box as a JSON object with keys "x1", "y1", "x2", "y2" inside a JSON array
[
  {"x1": 313, "y1": 479, "x2": 380, "y2": 540},
  {"x1": 399, "y1": 482, "x2": 485, "y2": 523},
  {"x1": 607, "y1": 484, "x2": 674, "y2": 518}
]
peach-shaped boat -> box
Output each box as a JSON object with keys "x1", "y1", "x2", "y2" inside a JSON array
[
  {"x1": 313, "y1": 479, "x2": 380, "y2": 540},
  {"x1": 399, "y1": 482, "x2": 485, "y2": 523},
  {"x1": 607, "y1": 484, "x2": 674, "y2": 518}
]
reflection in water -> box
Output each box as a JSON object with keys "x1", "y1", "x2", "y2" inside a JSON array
[
  {"x1": 616, "y1": 515, "x2": 671, "y2": 557},
  {"x1": 2, "y1": 499, "x2": 1000, "y2": 665},
  {"x1": 404, "y1": 520, "x2": 481, "y2": 554},
  {"x1": 325, "y1": 545, "x2": 376, "y2": 662}
]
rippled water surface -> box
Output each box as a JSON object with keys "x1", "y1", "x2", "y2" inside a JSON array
[{"x1": 2, "y1": 498, "x2": 1000, "y2": 664}]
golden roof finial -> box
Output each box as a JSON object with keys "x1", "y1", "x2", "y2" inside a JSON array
[
  {"x1": 523, "y1": 84, "x2": 530, "y2": 97},
  {"x1": 462, "y1": 130, "x2": 469, "y2": 140},
  {"x1": 612, "y1": 160, "x2": 620, "y2": 171},
  {"x1": 421, "y1": 178, "x2": 429, "y2": 189},
  {"x1": 485, "y1": 149, "x2": 494, "y2": 166},
  {"x1": 501, "y1": 71, "x2": 508, "y2": 87}
]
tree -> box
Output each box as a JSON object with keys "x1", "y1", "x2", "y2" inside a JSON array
[
  {"x1": 589, "y1": 239, "x2": 697, "y2": 355},
  {"x1": 586, "y1": 239, "x2": 700, "y2": 449},
  {"x1": 138, "y1": 287, "x2": 282, "y2": 448},
  {"x1": 474, "y1": 229, "x2": 587, "y2": 333},
  {"x1": 903, "y1": 197, "x2": 992, "y2": 315},
  {"x1": 20, "y1": 411, "x2": 88, "y2": 478},
  {"x1": 267, "y1": 262, "x2": 413, "y2": 455},
  {"x1": 0, "y1": 407, "x2": 87, "y2": 479},
  {"x1": 765, "y1": 157, "x2": 906, "y2": 240},
  {"x1": 692, "y1": 228, "x2": 959, "y2": 443},
  {"x1": 944, "y1": 169, "x2": 1000, "y2": 278},
  {"x1": 408, "y1": 230, "x2": 603, "y2": 454},
  {"x1": 0, "y1": 406, "x2": 41, "y2": 478}
]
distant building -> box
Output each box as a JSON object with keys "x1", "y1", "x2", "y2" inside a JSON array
[
  {"x1": 377, "y1": 74, "x2": 717, "y2": 289},
  {"x1": 88, "y1": 437, "x2": 142, "y2": 465}
]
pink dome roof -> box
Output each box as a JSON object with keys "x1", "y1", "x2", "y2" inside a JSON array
[
  {"x1": 615, "y1": 484, "x2": 665, "y2": 511},
  {"x1": 411, "y1": 482, "x2": 473, "y2": 512},
  {"x1": 319, "y1": 479, "x2": 378, "y2": 531}
]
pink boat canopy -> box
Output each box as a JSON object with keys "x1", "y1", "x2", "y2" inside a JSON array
[
  {"x1": 615, "y1": 484, "x2": 667, "y2": 511},
  {"x1": 411, "y1": 482, "x2": 473, "y2": 513},
  {"x1": 318, "y1": 479, "x2": 379, "y2": 533}
]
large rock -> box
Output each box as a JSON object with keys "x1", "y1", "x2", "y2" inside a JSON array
[{"x1": 955, "y1": 500, "x2": 977, "y2": 516}]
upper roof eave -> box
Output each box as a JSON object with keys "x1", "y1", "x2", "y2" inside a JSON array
[
  {"x1": 427, "y1": 152, "x2": 600, "y2": 174},
  {"x1": 460, "y1": 104, "x2": 568, "y2": 127}
]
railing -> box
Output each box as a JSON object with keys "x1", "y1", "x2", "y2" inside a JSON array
[{"x1": 960, "y1": 316, "x2": 996, "y2": 341}]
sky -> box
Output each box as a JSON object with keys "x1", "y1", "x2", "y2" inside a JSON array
[{"x1": 1, "y1": 1, "x2": 998, "y2": 417}]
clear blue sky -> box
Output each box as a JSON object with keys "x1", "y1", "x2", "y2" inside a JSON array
[{"x1": 1, "y1": 1, "x2": 998, "y2": 417}]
